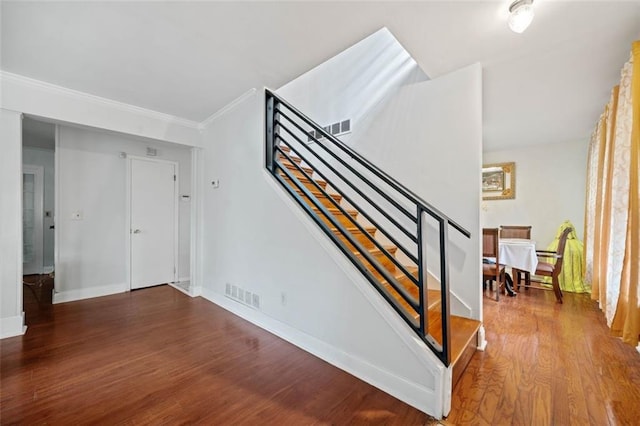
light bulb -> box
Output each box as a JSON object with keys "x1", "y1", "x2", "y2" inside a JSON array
[{"x1": 508, "y1": 1, "x2": 534, "y2": 33}]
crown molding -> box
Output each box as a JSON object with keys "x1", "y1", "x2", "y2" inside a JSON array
[
  {"x1": 198, "y1": 87, "x2": 257, "y2": 130},
  {"x1": 0, "y1": 70, "x2": 201, "y2": 130}
]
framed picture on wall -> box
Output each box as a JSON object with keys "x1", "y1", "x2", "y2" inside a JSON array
[{"x1": 482, "y1": 162, "x2": 515, "y2": 200}]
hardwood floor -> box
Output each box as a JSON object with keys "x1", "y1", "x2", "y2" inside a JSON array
[
  {"x1": 3, "y1": 281, "x2": 639, "y2": 425},
  {"x1": 2, "y1": 283, "x2": 435, "y2": 425},
  {"x1": 446, "y1": 288, "x2": 640, "y2": 426}
]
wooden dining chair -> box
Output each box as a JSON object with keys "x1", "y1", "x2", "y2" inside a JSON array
[
  {"x1": 526, "y1": 226, "x2": 572, "y2": 304},
  {"x1": 482, "y1": 228, "x2": 506, "y2": 301},
  {"x1": 499, "y1": 225, "x2": 532, "y2": 239},
  {"x1": 500, "y1": 225, "x2": 532, "y2": 288}
]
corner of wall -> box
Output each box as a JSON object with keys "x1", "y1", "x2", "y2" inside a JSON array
[
  {"x1": 0, "y1": 108, "x2": 25, "y2": 337},
  {"x1": 0, "y1": 313, "x2": 27, "y2": 339}
]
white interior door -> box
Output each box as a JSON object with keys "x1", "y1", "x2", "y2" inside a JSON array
[
  {"x1": 23, "y1": 165, "x2": 44, "y2": 275},
  {"x1": 130, "y1": 158, "x2": 176, "y2": 289}
]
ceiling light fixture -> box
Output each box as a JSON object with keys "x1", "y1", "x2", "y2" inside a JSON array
[{"x1": 508, "y1": 0, "x2": 534, "y2": 33}]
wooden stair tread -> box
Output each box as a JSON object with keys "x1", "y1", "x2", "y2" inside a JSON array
[
  {"x1": 280, "y1": 172, "x2": 327, "y2": 188},
  {"x1": 448, "y1": 315, "x2": 481, "y2": 389},
  {"x1": 448, "y1": 316, "x2": 481, "y2": 367},
  {"x1": 281, "y1": 160, "x2": 313, "y2": 175},
  {"x1": 381, "y1": 287, "x2": 441, "y2": 321},
  {"x1": 424, "y1": 311, "x2": 480, "y2": 385},
  {"x1": 353, "y1": 246, "x2": 397, "y2": 257},
  {"x1": 426, "y1": 313, "x2": 480, "y2": 367},
  {"x1": 297, "y1": 188, "x2": 341, "y2": 201},
  {"x1": 375, "y1": 266, "x2": 442, "y2": 310},
  {"x1": 330, "y1": 226, "x2": 375, "y2": 234},
  {"x1": 311, "y1": 206, "x2": 357, "y2": 217},
  {"x1": 426, "y1": 289, "x2": 442, "y2": 310}
]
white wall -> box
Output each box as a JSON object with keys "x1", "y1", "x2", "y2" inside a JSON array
[
  {"x1": 0, "y1": 109, "x2": 25, "y2": 338},
  {"x1": 346, "y1": 64, "x2": 483, "y2": 320},
  {"x1": 1, "y1": 73, "x2": 200, "y2": 334},
  {"x1": 482, "y1": 139, "x2": 589, "y2": 247},
  {"x1": 22, "y1": 147, "x2": 55, "y2": 271},
  {"x1": 274, "y1": 29, "x2": 481, "y2": 320},
  {"x1": 276, "y1": 28, "x2": 428, "y2": 133},
  {"x1": 200, "y1": 91, "x2": 451, "y2": 417},
  {"x1": 55, "y1": 125, "x2": 192, "y2": 302}
]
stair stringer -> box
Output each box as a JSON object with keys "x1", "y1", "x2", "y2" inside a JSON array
[{"x1": 260, "y1": 169, "x2": 452, "y2": 418}]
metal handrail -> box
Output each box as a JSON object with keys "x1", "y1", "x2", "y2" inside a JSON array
[
  {"x1": 268, "y1": 90, "x2": 470, "y2": 239},
  {"x1": 265, "y1": 89, "x2": 470, "y2": 366},
  {"x1": 275, "y1": 153, "x2": 419, "y2": 314},
  {"x1": 275, "y1": 141, "x2": 419, "y2": 286}
]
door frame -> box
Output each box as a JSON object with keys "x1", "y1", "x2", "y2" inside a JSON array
[
  {"x1": 22, "y1": 164, "x2": 45, "y2": 275},
  {"x1": 125, "y1": 155, "x2": 179, "y2": 291}
]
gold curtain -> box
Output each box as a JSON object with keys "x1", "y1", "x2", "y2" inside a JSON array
[{"x1": 584, "y1": 41, "x2": 640, "y2": 347}]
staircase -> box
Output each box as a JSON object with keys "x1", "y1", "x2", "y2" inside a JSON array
[
  {"x1": 278, "y1": 146, "x2": 479, "y2": 386},
  {"x1": 265, "y1": 89, "x2": 480, "y2": 386}
]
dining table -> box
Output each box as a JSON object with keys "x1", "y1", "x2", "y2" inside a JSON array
[{"x1": 498, "y1": 238, "x2": 538, "y2": 274}]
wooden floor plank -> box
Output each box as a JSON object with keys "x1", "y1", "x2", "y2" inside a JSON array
[
  {"x1": 7, "y1": 277, "x2": 640, "y2": 425},
  {"x1": 448, "y1": 288, "x2": 640, "y2": 425},
  {"x1": 2, "y1": 282, "x2": 437, "y2": 425}
]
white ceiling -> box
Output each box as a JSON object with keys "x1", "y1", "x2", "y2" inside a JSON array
[{"x1": 2, "y1": 1, "x2": 639, "y2": 151}]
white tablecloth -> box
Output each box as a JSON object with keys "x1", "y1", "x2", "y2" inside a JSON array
[{"x1": 499, "y1": 239, "x2": 538, "y2": 273}]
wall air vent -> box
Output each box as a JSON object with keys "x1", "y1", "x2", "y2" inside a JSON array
[
  {"x1": 225, "y1": 283, "x2": 260, "y2": 310},
  {"x1": 307, "y1": 119, "x2": 351, "y2": 142}
]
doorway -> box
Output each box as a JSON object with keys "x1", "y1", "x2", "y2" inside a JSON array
[
  {"x1": 22, "y1": 117, "x2": 56, "y2": 325},
  {"x1": 128, "y1": 157, "x2": 178, "y2": 290},
  {"x1": 22, "y1": 165, "x2": 44, "y2": 275}
]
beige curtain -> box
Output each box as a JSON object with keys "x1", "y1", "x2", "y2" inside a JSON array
[{"x1": 584, "y1": 41, "x2": 640, "y2": 347}]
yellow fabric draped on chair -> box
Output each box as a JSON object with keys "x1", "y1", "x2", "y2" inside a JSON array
[
  {"x1": 542, "y1": 221, "x2": 589, "y2": 293},
  {"x1": 584, "y1": 41, "x2": 640, "y2": 348}
]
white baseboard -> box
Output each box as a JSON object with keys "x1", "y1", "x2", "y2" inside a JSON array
[
  {"x1": 442, "y1": 365, "x2": 453, "y2": 417},
  {"x1": 169, "y1": 282, "x2": 190, "y2": 296},
  {"x1": 177, "y1": 276, "x2": 190, "y2": 283},
  {"x1": 52, "y1": 283, "x2": 127, "y2": 304},
  {"x1": 43, "y1": 265, "x2": 54, "y2": 274},
  {"x1": 169, "y1": 282, "x2": 198, "y2": 298},
  {"x1": 201, "y1": 288, "x2": 440, "y2": 417},
  {"x1": 476, "y1": 325, "x2": 487, "y2": 351},
  {"x1": 191, "y1": 286, "x2": 202, "y2": 297},
  {"x1": 1, "y1": 313, "x2": 27, "y2": 339}
]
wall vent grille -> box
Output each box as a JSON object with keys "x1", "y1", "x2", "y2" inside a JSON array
[
  {"x1": 307, "y1": 119, "x2": 351, "y2": 142},
  {"x1": 225, "y1": 283, "x2": 260, "y2": 310}
]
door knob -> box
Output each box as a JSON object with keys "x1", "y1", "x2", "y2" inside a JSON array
[{"x1": 132, "y1": 229, "x2": 141, "y2": 234}]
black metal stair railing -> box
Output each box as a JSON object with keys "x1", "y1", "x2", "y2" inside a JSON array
[{"x1": 265, "y1": 89, "x2": 471, "y2": 366}]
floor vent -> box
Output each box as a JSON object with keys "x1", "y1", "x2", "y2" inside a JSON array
[{"x1": 225, "y1": 283, "x2": 260, "y2": 310}]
